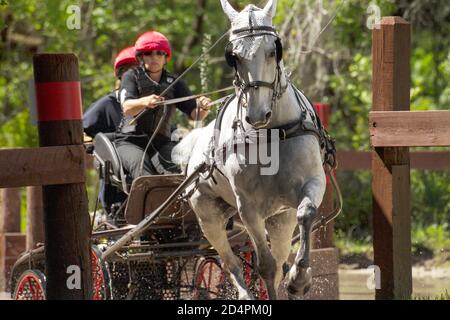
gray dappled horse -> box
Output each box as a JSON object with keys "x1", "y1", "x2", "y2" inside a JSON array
[{"x1": 172, "y1": 0, "x2": 328, "y2": 299}]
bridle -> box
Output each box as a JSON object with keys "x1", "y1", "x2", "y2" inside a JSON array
[{"x1": 224, "y1": 24, "x2": 288, "y2": 128}]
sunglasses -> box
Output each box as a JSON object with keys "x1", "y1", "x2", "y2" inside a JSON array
[{"x1": 143, "y1": 51, "x2": 167, "y2": 57}]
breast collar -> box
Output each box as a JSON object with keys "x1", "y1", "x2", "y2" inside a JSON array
[{"x1": 211, "y1": 87, "x2": 325, "y2": 165}]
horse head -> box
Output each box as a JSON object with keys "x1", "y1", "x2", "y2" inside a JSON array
[{"x1": 221, "y1": 0, "x2": 286, "y2": 129}]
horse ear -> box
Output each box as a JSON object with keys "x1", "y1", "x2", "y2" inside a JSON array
[
  {"x1": 220, "y1": 0, "x2": 238, "y2": 21},
  {"x1": 262, "y1": 0, "x2": 277, "y2": 18}
]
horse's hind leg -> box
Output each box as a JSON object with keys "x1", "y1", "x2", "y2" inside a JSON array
[
  {"x1": 287, "y1": 176, "x2": 325, "y2": 297},
  {"x1": 190, "y1": 191, "x2": 253, "y2": 300},
  {"x1": 237, "y1": 203, "x2": 280, "y2": 300}
]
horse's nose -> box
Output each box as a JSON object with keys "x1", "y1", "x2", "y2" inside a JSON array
[{"x1": 245, "y1": 110, "x2": 272, "y2": 127}]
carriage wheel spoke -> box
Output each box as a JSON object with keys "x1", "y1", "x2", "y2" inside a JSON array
[
  {"x1": 27, "y1": 278, "x2": 36, "y2": 298},
  {"x1": 194, "y1": 259, "x2": 226, "y2": 299},
  {"x1": 199, "y1": 272, "x2": 207, "y2": 288},
  {"x1": 207, "y1": 263, "x2": 214, "y2": 288}
]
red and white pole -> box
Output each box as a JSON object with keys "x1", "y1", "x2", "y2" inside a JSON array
[{"x1": 33, "y1": 53, "x2": 92, "y2": 299}]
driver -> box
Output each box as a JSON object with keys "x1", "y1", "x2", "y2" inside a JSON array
[
  {"x1": 83, "y1": 46, "x2": 138, "y2": 216},
  {"x1": 116, "y1": 31, "x2": 211, "y2": 179}
]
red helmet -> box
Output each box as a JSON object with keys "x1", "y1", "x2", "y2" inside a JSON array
[
  {"x1": 114, "y1": 46, "x2": 137, "y2": 76},
  {"x1": 134, "y1": 31, "x2": 172, "y2": 61}
]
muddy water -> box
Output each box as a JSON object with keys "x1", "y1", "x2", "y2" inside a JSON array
[{"x1": 339, "y1": 267, "x2": 450, "y2": 300}]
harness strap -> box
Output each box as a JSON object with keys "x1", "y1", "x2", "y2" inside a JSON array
[
  {"x1": 213, "y1": 94, "x2": 236, "y2": 158},
  {"x1": 277, "y1": 121, "x2": 322, "y2": 143},
  {"x1": 245, "y1": 80, "x2": 275, "y2": 90},
  {"x1": 231, "y1": 26, "x2": 277, "y2": 35},
  {"x1": 211, "y1": 84, "x2": 324, "y2": 160},
  {"x1": 290, "y1": 84, "x2": 337, "y2": 168}
]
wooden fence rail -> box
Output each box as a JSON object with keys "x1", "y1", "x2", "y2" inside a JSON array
[
  {"x1": 337, "y1": 151, "x2": 450, "y2": 171},
  {"x1": 370, "y1": 111, "x2": 450, "y2": 147},
  {"x1": 0, "y1": 145, "x2": 86, "y2": 188}
]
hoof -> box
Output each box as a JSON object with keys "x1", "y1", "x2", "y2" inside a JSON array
[
  {"x1": 287, "y1": 282, "x2": 311, "y2": 297},
  {"x1": 286, "y1": 266, "x2": 312, "y2": 297}
]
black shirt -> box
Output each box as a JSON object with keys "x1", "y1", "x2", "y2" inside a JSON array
[
  {"x1": 83, "y1": 91, "x2": 122, "y2": 138},
  {"x1": 118, "y1": 67, "x2": 196, "y2": 139}
]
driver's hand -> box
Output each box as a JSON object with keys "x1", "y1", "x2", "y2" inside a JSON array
[
  {"x1": 143, "y1": 94, "x2": 164, "y2": 109},
  {"x1": 197, "y1": 96, "x2": 212, "y2": 111}
]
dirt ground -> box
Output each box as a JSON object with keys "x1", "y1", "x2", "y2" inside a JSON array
[
  {"x1": 339, "y1": 266, "x2": 450, "y2": 300},
  {"x1": 2, "y1": 256, "x2": 448, "y2": 300},
  {"x1": 0, "y1": 292, "x2": 10, "y2": 300},
  {"x1": 2, "y1": 266, "x2": 448, "y2": 300}
]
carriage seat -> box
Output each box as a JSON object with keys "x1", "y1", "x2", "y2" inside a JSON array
[
  {"x1": 125, "y1": 174, "x2": 197, "y2": 225},
  {"x1": 93, "y1": 132, "x2": 128, "y2": 191}
]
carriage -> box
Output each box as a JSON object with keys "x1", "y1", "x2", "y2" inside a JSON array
[{"x1": 9, "y1": 132, "x2": 269, "y2": 300}]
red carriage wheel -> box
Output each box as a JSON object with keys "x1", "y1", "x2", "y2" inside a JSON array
[
  {"x1": 254, "y1": 276, "x2": 268, "y2": 300},
  {"x1": 243, "y1": 242, "x2": 268, "y2": 300},
  {"x1": 13, "y1": 270, "x2": 46, "y2": 300},
  {"x1": 90, "y1": 246, "x2": 110, "y2": 300},
  {"x1": 192, "y1": 257, "x2": 227, "y2": 299},
  {"x1": 12, "y1": 246, "x2": 109, "y2": 300}
]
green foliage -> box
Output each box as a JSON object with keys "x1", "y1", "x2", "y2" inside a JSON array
[
  {"x1": 335, "y1": 229, "x2": 373, "y2": 256},
  {"x1": 411, "y1": 170, "x2": 450, "y2": 227},
  {"x1": 411, "y1": 36, "x2": 450, "y2": 110},
  {"x1": 413, "y1": 224, "x2": 450, "y2": 255},
  {"x1": 0, "y1": 110, "x2": 38, "y2": 147},
  {"x1": 20, "y1": 188, "x2": 27, "y2": 234},
  {"x1": 200, "y1": 34, "x2": 211, "y2": 92},
  {"x1": 1, "y1": 0, "x2": 231, "y2": 146},
  {"x1": 412, "y1": 289, "x2": 450, "y2": 300},
  {"x1": 86, "y1": 168, "x2": 100, "y2": 212},
  {"x1": 329, "y1": 53, "x2": 372, "y2": 150},
  {"x1": 334, "y1": 171, "x2": 372, "y2": 240}
]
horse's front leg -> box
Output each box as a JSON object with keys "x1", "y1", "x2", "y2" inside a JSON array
[{"x1": 287, "y1": 176, "x2": 326, "y2": 297}]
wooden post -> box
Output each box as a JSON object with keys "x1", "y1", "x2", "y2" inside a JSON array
[
  {"x1": 26, "y1": 186, "x2": 44, "y2": 250},
  {"x1": 371, "y1": 17, "x2": 412, "y2": 299},
  {"x1": 0, "y1": 188, "x2": 21, "y2": 234},
  {"x1": 0, "y1": 188, "x2": 22, "y2": 291},
  {"x1": 33, "y1": 54, "x2": 92, "y2": 299}
]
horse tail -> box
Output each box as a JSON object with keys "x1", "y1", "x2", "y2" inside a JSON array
[{"x1": 171, "y1": 127, "x2": 204, "y2": 169}]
